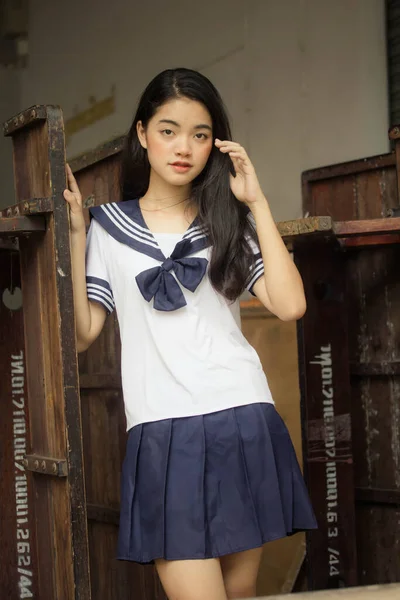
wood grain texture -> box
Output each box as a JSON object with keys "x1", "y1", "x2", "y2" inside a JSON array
[
  {"x1": 0, "y1": 215, "x2": 45, "y2": 234},
  {"x1": 303, "y1": 153, "x2": 399, "y2": 220},
  {"x1": 7, "y1": 106, "x2": 90, "y2": 599},
  {"x1": 0, "y1": 249, "x2": 39, "y2": 599},
  {"x1": 295, "y1": 241, "x2": 357, "y2": 590},
  {"x1": 302, "y1": 147, "x2": 400, "y2": 587}
]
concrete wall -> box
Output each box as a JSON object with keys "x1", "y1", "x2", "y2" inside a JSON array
[
  {"x1": 6, "y1": 0, "x2": 388, "y2": 220},
  {"x1": 0, "y1": 0, "x2": 390, "y2": 409},
  {"x1": 0, "y1": 67, "x2": 20, "y2": 208}
]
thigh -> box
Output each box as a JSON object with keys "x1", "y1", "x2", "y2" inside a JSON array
[
  {"x1": 155, "y1": 557, "x2": 227, "y2": 600},
  {"x1": 220, "y1": 546, "x2": 263, "y2": 599}
]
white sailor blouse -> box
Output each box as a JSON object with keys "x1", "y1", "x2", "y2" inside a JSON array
[{"x1": 85, "y1": 199, "x2": 273, "y2": 430}]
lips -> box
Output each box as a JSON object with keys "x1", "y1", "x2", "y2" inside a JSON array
[{"x1": 170, "y1": 161, "x2": 193, "y2": 174}]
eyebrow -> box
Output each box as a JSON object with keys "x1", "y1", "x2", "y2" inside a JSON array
[{"x1": 157, "y1": 119, "x2": 212, "y2": 131}]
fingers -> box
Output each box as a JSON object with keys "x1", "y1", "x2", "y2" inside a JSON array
[
  {"x1": 215, "y1": 139, "x2": 249, "y2": 159},
  {"x1": 63, "y1": 189, "x2": 75, "y2": 202},
  {"x1": 215, "y1": 139, "x2": 242, "y2": 150},
  {"x1": 66, "y1": 163, "x2": 81, "y2": 195},
  {"x1": 63, "y1": 163, "x2": 83, "y2": 210}
]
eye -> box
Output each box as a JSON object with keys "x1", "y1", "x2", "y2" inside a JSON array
[
  {"x1": 161, "y1": 129, "x2": 174, "y2": 136},
  {"x1": 195, "y1": 133, "x2": 209, "y2": 140}
]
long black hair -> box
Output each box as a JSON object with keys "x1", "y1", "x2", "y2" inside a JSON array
[{"x1": 120, "y1": 68, "x2": 258, "y2": 301}]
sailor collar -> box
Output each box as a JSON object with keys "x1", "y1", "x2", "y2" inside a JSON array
[{"x1": 89, "y1": 199, "x2": 211, "y2": 311}]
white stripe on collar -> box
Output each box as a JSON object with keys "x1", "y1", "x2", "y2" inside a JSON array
[{"x1": 101, "y1": 203, "x2": 159, "y2": 249}]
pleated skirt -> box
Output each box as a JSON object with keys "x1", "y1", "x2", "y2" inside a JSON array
[{"x1": 117, "y1": 402, "x2": 317, "y2": 564}]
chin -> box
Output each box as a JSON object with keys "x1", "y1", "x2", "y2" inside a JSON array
[{"x1": 164, "y1": 172, "x2": 199, "y2": 186}]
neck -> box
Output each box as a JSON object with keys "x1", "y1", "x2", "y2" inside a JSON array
[{"x1": 140, "y1": 168, "x2": 191, "y2": 210}]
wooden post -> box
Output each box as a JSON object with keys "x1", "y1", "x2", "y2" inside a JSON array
[
  {"x1": 295, "y1": 238, "x2": 358, "y2": 589},
  {"x1": 0, "y1": 247, "x2": 39, "y2": 599},
  {"x1": 0, "y1": 106, "x2": 90, "y2": 599}
]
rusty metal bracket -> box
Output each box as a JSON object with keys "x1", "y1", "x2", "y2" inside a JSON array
[{"x1": 23, "y1": 454, "x2": 68, "y2": 477}]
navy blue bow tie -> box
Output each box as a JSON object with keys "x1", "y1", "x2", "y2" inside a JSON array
[
  {"x1": 136, "y1": 240, "x2": 208, "y2": 311},
  {"x1": 89, "y1": 201, "x2": 210, "y2": 312}
]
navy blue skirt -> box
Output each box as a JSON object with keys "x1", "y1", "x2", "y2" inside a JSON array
[{"x1": 117, "y1": 402, "x2": 317, "y2": 564}]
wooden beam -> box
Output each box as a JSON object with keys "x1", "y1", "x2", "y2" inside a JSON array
[
  {"x1": 0, "y1": 197, "x2": 53, "y2": 217},
  {"x1": 0, "y1": 215, "x2": 45, "y2": 235},
  {"x1": 350, "y1": 361, "x2": 400, "y2": 377},
  {"x1": 339, "y1": 234, "x2": 400, "y2": 248},
  {"x1": 3, "y1": 105, "x2": 48, "y2": 136},
  {"x1": 79, "y1": 373, "x2": 122, "y2": 389},
  {"x1": 355, "y1": 487, "x2": 400, "y2": 506},
  {"x1": 277, "y1": 216, "x2": 333, "y2": 241},
  {"x1": 333, "y1": 217, "x2": 400, "y2": 236},
  {"x1": 69, "y1": 135, "x2": 124, "y2": 173}
]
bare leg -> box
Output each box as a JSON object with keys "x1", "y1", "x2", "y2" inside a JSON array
[
  {"x1": 155, "y1": 557, "x2": 228, "y2": 600},
  {"x1": 220, "y1": 546, "x2": 263, "y2": 599}
]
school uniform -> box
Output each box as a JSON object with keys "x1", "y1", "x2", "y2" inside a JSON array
[{"x1": 85, "y1": 198, "x2": 317, "y2": 564}]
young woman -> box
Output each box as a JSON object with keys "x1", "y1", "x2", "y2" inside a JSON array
[{"x1": 64, "y1": 68, "x2": 317, "y2": 600}]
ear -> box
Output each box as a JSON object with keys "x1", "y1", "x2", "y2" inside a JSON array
[{"x1": 136, "y1": 121, "x2": 147, "y2": 149}]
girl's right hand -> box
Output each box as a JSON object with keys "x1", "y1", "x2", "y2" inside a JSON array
[{"x1": 64, "y1": 163, "x2": 86, "y2": 234}]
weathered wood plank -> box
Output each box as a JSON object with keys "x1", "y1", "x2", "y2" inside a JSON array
[
  {"x1": 355, "y1": 487, "x2": 400, "y2": 506},
  {"x1": 296, "y1": 240, "x2": 357, "y2": 590},
  {"x1": 302, "y1": 152, "x2": 399, "y2": 221},
  {"x1": 0, "y1": 215, "x2": 45, "y2": 235},
  {"x1": 69, "y1": 135, "x2": 124, "y2": 173},
  {"x1": 0, "y1": 197, "x2": 53, "y2": 217},
  {"x1": 277, "y1": 216, "x2": 333, "y2": 240},
  {"x1": 302, "y1": 153, "x2": 396, "y2": 182},
  {"x1": 3, "y1": 105, "x2": 47, "y2": 136},
  {"x1": 334, "y1": 217, "x2": 400, "y2": 236},
  {"x1": 46, "y1": 105, "x2": 91, "y2": 599},
  {"x1": 0, "y1": 249, "x2": 39, "y2": 599},
  {"x1": 350, "y1": 361, "x2": 400, "y2": 376},
  {"x1": 10, "y1": 106, "x2": 90, "y2": 599},
  {"x1": 302, "y1": 153, "x2": 400, "y2": 587},
  {"x1": 339, "y1": 233, "x2": 400, "y2": 248}
]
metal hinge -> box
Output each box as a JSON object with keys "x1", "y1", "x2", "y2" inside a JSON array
[{"x1": 23, "y1": 454, "x2": 68, "y2": 477}]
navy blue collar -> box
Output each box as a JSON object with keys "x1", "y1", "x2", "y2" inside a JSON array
[
  {"x1": 89, "y1": 200, "x2": 211, "y2": 311},
  {"x1": 89, "y1": 199, "x2": 210, "y2": 261}
]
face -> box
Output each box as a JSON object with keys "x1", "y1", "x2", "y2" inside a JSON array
[{"x1": 137, "y1": 97, "x2": 213, "y2": 187}]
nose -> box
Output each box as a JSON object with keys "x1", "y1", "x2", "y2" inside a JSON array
[{"x1": 174, "y1": 135, "x2": 192, "y2": 157}]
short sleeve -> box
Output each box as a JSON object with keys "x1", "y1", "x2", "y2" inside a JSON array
[
  {"x1": 245, "y1": 213, "x2": 264, "y2": 295},
  {"x1": 85, "y1": 219, "x2": 115, "y2": 314}
]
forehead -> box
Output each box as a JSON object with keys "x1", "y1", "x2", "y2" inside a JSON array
[{"x1": 152, "y1": 97, "x2": 212, "y2": 127}]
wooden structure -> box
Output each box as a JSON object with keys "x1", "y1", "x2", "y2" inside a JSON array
[
  {"x1": 299, "y1": 136, "x2": 400, "y2": 590},
  {"x1": 1, "y1": 104, "x2": 400, "y2": 598}
]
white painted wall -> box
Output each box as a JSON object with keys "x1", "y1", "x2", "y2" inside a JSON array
[{"x1": 4, "y1": 0, "x2": 389, "y2": 219}]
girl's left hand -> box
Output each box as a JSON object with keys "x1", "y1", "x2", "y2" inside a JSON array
[{"x1": 215, "y1": 139, "x2": 264, "y2": 204}]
